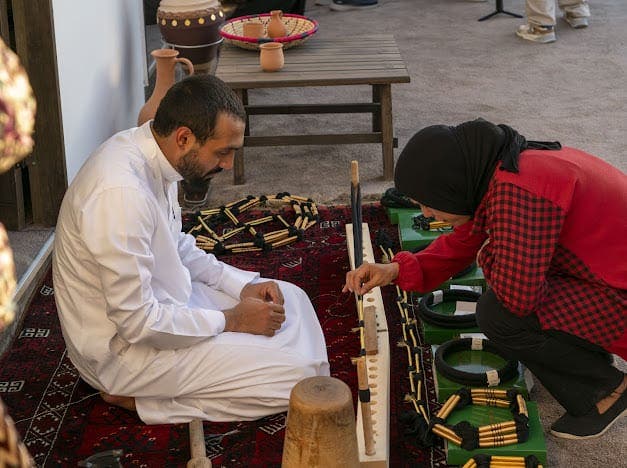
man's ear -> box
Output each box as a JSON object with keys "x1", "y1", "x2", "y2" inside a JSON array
[{"x1": 173, "y1": 126, "x2": 196, "y2": 151}]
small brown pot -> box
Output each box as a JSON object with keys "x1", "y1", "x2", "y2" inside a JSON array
[{"x1": 259, "y1": 42, "x2": 284, "y2": 72}]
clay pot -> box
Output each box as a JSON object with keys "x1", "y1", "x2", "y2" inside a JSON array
[
  {"x1": 243, "y1": 21, "x2": 265, "y2": 38},
  {"x1": 267, "y1": 10, "x2": 287, "y2": 38},
  {"x1": 157, "y1": 0, "x2": 225, "y2": 74},
  {"x1": 137, "y1": 49, "x2": 194, "y2": 126},
  {"x1": 259, "y1": 42, "x2": 284, "y2": 72}
]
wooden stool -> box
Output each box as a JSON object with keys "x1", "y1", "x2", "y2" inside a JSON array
[{"x1": 282, "y1": 376, "x2": 359, "y2": 468}]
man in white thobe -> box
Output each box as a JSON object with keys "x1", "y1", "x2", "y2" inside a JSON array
[{"x1": 52, "y1": 75, "x2": 329, "y2": 424}]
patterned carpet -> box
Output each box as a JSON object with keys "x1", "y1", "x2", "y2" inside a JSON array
[{"x1": 0, "y1": 204, "x2": 446, "y2": 467}]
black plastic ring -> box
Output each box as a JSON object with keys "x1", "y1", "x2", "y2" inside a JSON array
[
  {"x1": 434, "y1": 338, "x2": 519, "y2": 386},
  {"x1": 418, "y1": 289, "x2": 480, "y2": 329}
]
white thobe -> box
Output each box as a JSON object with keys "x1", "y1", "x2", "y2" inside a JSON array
[{"x1": 52, "y1": 122, "x2": 329, "y2": 424}]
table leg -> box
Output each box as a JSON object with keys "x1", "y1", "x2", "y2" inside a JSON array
[
  {"x1": 377, "y1": 84, "x2": 394, "y2": 180},
  {"x1": 372, "y1": 86, "x2": 381, "y2": 132},
  {"x1": 242, "y1": 89, "x2": 250, "y2": 136},
  {"x1": 234, "y1": 89, "x2": 247, "y2": 185}
]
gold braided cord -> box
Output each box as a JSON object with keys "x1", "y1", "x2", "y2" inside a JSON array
[
  {"x1": 433, "y1": 388, "x2": 529, "y2": 449},
  {"x1": 462, "y1": 454, "x2": 543, "y2": 468},
  {"x1": 384, "y1": 245, "x2": 432, "y2": 428},
  {"x1": 187, "y1": 193, "x2": 318, "y2": 254}
]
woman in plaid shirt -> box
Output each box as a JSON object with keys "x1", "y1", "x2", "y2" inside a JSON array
[{"x1": 344, "y1": 118, "x2": 626, "y2": 440}]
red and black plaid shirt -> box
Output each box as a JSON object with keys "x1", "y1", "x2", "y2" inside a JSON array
[{"x1": 395, "y1": 147, "x2": 627, "y2": 356}]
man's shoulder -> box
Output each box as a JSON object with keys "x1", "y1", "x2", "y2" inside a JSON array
[{"x1": 69, "y1": 128, "x2": 155, "y2": 202}]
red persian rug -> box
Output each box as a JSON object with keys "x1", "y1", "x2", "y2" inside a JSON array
[{"x1": 0, "y1": 204, "x2": 446, "y2": 467}]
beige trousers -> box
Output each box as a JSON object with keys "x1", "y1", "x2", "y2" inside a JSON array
[{"x1": 526, "y1": 0, "x2": 590, "y2": 26}]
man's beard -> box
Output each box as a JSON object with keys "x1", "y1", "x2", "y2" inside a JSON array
[{"x1": 176, "y1": 149, "x2": 223, "y2": 183}]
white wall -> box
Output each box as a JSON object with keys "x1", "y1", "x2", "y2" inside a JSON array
[{"x1": 52, "y1": 0, "x2": 147, "y2": 183}]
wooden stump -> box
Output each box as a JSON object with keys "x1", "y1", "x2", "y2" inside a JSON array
[{"x1": 282, "y1": 376, "x2": 359, "y2": 468}]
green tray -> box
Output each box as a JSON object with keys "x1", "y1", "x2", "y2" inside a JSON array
[
  {"x1": 386, "y1": 206, "x2": 422, "y2": 225},
  {"x1": 397, "y1": 210, "x2": 447, "y2": 251},
  {"x1": 441, "y1": 268, "x2": 487, "y2": 292},
  {"x1": 430, "y1": 345, "x2": 529, "y2": 402},
  {"x1": 444, "y1": 401, "x2": 547, "y2": 466}
]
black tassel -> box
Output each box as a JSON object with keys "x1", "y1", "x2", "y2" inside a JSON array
[{"x1": 399, "y1": 411, "x2": 433, "y2": 448}]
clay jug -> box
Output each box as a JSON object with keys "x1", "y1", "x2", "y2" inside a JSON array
[
  {"x1": 267, "y1": 10, "x2": 287, "y2": 38},
  {"x1": 259, "y1": 42, "x2": 284, "y2": 72},
  {"x1": 137, "y1": 49, "x2": 194, "y2": 126}
]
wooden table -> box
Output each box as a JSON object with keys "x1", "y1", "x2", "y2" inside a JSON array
[{"x1": 215, "y1": 34, "x2": 410, "y2": 185}]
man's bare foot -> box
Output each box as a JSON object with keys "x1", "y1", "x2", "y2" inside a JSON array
[{"x1": 100, "y1": 392, "x2": 137, "y2": 411}]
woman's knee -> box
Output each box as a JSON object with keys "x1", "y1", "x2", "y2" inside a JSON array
[{"x1": 475, "y1": 288, "x2": 503, "y2": 339}]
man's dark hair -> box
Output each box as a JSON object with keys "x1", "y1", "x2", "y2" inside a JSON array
[{"x1": 152, "y1": 74, "x2": 246, "y2": 144}]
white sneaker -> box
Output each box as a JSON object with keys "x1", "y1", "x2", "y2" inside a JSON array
[
  {"x1": 516, "y1": 24, "x2": 556, "y2": 43},
  {"x1": 564, "y1": 14, "x2": 589, "y2": 29}
]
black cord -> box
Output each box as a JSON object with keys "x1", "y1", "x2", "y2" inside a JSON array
[
  {"x1": 434, "y1": 338, "x2": 519, "y2": 386},
  {"x1": 418, "y1": 289, "x2": 480, "y2": 329}
]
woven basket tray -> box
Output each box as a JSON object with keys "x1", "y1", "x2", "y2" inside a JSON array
[{"x1": 220, "y1": 13, "x2": 318, "y2": 51}]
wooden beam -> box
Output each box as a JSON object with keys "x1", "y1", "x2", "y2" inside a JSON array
[
  {"x1": 245, "y1": 103, "x2": 380, "y2": 115},
  {"x1": 12, "y1": 0, "x2": 67, "y2": 226},
  {"x1": 0, "y1": 0, "x2": 10, "y2": 43},
  {"x1": 244, "y1": 133, "x2": 383, "y2": 147},
  {"x1": 0, "y1": 166, "x2": 25, "y2": 230}
]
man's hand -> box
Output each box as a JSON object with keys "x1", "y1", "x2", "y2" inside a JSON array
[
  {"x1": 223, "y1": 297, "x2": 286, "y2": 337},
  {"x1": 343, "y1": 261, "x2": 399, "y2": 296},
  {"x1": 240, "y1": 281, "x2": 284, "y2": 305}
]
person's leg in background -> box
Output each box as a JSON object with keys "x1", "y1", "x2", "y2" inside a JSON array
[
  {"x1": 329, "y1": 0, "x2": 379, "y2": 12},
  {"x1": 517, "y1": 0, "x2": 557, "y2": 43},
  {"x1": 230, "y1": 0, "x2": 306, "y2": 17},
  {"x1": 293, "y1": 0, "x2": 307, "y2": 15},
  {"x1": 558, "y1": 0, "x2": 590, "y2": 28},
  {"x1": 476, "y1": 288, "x2": 626, "y2": 439}
]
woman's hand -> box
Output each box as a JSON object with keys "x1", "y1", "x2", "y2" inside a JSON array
[
  {"x1": 240, "y1": 281, "x2": 284, "y2": 305},
  {"x1": 342, "y1": 261, "x2": 399, "y2": 296}
]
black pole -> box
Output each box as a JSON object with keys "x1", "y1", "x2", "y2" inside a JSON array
[
  {"x1": 478, "y1": 0, "x2": 523, "y2": 22},
  {"x1": 351, "y1": 161, "x2": 363, "y2": 268}
]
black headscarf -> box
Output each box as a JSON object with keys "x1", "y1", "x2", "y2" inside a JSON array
[{"x1": 393, "y1": 118, "x2": 561, "y2": 215}]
